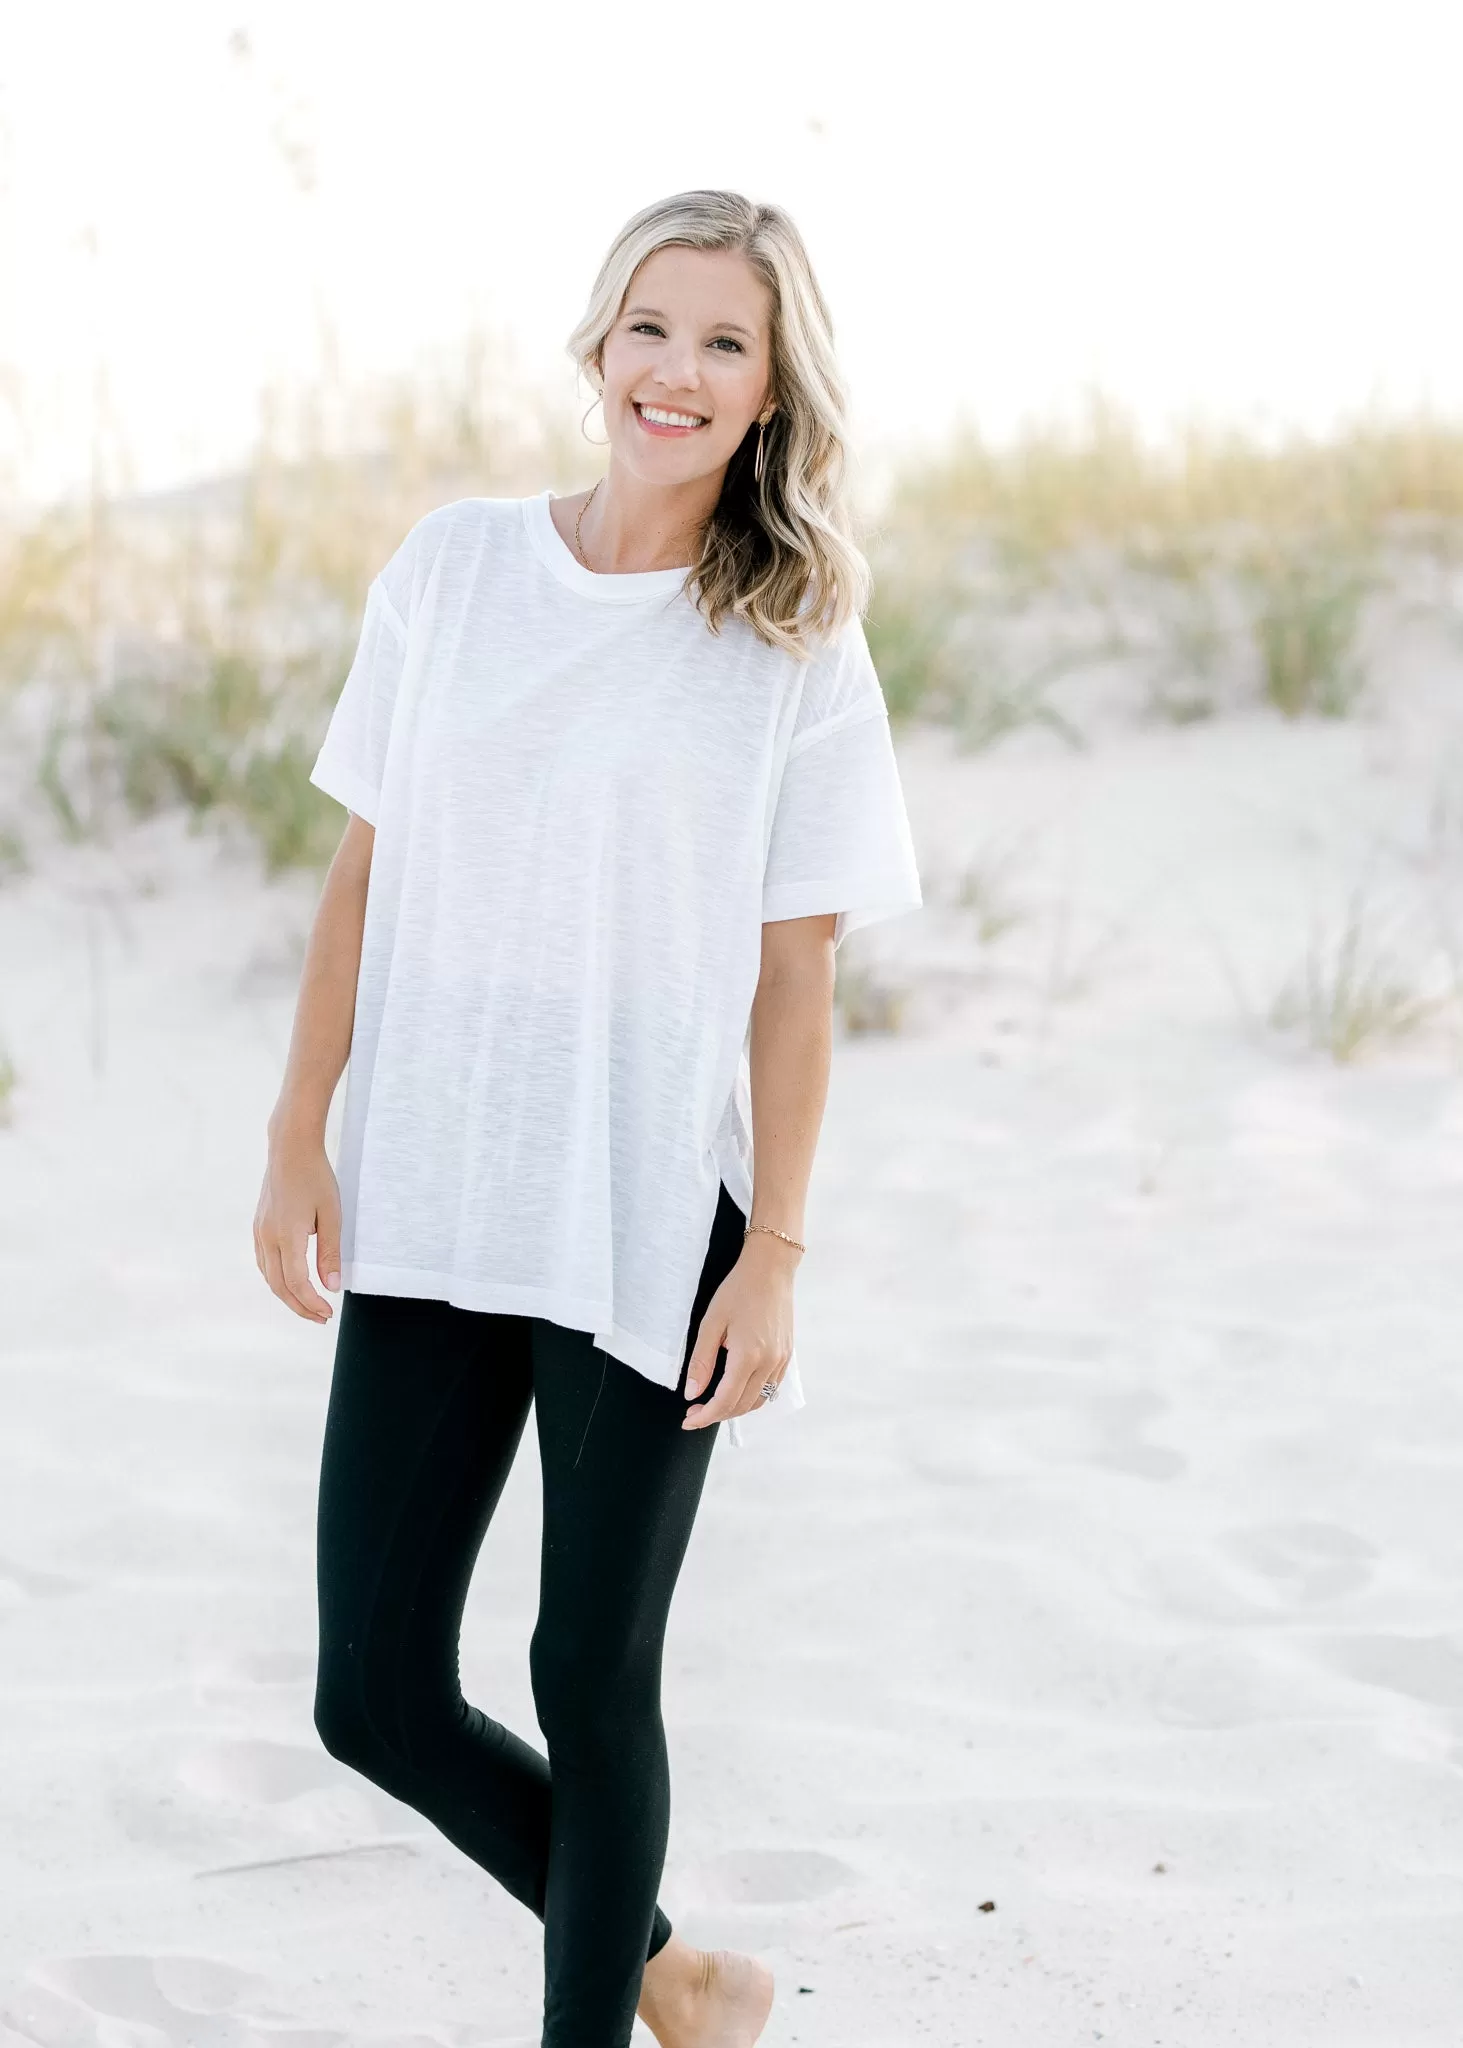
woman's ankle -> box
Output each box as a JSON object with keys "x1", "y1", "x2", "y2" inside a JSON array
[{"x1": 638, "y1": 1931, "x2": 706, "y2": 2027}]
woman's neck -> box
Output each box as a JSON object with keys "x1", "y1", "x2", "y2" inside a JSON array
[{"x1": 575, "y1": 464, "x2": 723, "y2": 574}]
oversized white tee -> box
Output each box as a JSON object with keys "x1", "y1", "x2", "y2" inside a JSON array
[{"x1": 308, "y1": 490, "x2": 923, "y2": 1442}]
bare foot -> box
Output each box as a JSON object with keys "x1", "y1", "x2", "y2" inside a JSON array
[{"x1": 638, "y1": 1933, "x2": 774, "y2": 2048}]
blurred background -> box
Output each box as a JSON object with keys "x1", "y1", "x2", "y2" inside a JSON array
[{"x1": 3, "y1": 6, "x2": 1463, "y2": 2046}]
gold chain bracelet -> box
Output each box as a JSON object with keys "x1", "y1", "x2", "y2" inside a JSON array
[{"x1": 744, "y1": 1223, "x2": 807, "y2": 1252}]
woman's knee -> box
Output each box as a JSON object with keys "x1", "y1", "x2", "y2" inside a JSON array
[
  {"x1": 312, "y1": 1655, "x2": 420, "y2": 1785},
  {"x1": 315, "y1": 1650, "x2": 472, "y2": 1782},
  {"x1": 313, "y1": 1669, "x2": 383, "y2": 1771},
  {"x1": 529, "y1": 1631, "x2": 659, "y2": 1760}
]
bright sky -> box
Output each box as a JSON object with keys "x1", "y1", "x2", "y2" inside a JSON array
[{"x1": 4, "y1": 0, "x2": 1463, "y2": 503}]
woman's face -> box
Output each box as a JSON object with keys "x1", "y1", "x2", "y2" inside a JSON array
[{"x1": 597, "y1": 244, "x2": 775, "y2": 487}]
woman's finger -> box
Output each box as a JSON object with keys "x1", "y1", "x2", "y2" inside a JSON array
[
  {"x1": 283, "y1": 1234, "x2": 332, "y2": 1320},
  {"x1": 683, "y1": 1349, "x2": 768, "y2": 1430},
  {"x1": 725, "y1": 1364, "x2": 788, "y2": 1419},
  {"x1": 683, "y1": 1296, "x2": 729, "y2": 1401},
  {"x1": 265, "y1": 1235, "x2": 326, "y2": 1321},
  {"x1": 262, "y1": 1239, "x2": 299, "y2": 1316}
]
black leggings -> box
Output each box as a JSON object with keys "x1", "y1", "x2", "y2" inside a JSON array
[{"x1": 312, "y1": 1179, "x2": 747, "y2": 2048}]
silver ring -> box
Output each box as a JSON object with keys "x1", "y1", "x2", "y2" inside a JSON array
[{"x1": 760, "y1": 1379, "x2": 781, "y2": 1402}]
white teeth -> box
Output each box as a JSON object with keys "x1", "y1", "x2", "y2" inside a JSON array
[{"x1": 638, "y1": 405, "x2": 707, "y2": 428}]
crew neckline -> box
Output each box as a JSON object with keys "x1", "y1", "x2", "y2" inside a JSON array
[{"x1": 524, "y1": 489, "x2": 692, "y2": 603}]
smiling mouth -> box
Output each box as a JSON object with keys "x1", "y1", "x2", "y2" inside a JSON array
[{"x1": 633, "y1": 402, "x2": 709, "y2": 432}]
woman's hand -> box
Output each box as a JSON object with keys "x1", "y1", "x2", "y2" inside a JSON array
[
  {"x1": 254, "y1": 1122, "x2": 343, "y2": 1323},
  {"x1": 682, "y1": 1235, "x2": 800, "y2": 1428},
  {"x1": 253, "y1": 815, "x2": 371, "y2": 1323}
]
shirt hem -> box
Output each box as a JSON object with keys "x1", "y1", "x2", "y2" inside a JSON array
[
  {"x1": 340, "y1": 1257, "x2": 683, "y2": 1390},
  {"x1": 309, "y1": 753, "x2": 382, "y2": 825},
  {"x1": 338, "y1": 1253, "x2": 806, "y2": 1444},
  {"x1": 762, "y1": 875, "x2": 924, "y2": 917},
  {"x1": 762, "y1": 878, "x2": 924, "y2": 945}
]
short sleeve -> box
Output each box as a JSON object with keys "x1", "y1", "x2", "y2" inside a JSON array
[
  {"x1": 308, "y1": 573, "x2": 410, "y2": 827},
  {"x1": 761, "y1": 618, "x2": 923, "y2": 950}
]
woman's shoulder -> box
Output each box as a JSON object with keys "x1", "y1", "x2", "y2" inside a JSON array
[
  {"x1": 397, "y1": 493, "x2": 527, "y2": 560},
  {"x1": 375, "y1": 495, "x2": 530, "y2": 614}
]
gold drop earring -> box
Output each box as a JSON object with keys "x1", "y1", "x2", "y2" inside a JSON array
[
  {"x1": 753, "y1": 409, "x2": 773, "y2": 485},
  {"x1": 581, "y1": 365, "x2": 611, "y2": 448},
  {"x1": 580, "y1": 393, "x2": 610, "y2": 447}
]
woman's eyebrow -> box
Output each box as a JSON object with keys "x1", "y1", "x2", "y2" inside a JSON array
[{"x1": 623, "y1": 304, "x2": 758, "y2": 340}]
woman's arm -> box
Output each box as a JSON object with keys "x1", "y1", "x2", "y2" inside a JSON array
[
  {"x1": 253, "y1": 812, "x2": 376, "y2": 1322},
  {"x1": 681, "y1": 912, "x2": 837, "y2": 1428}
]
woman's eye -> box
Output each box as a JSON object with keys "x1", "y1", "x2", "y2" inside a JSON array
[{"x1": 626, "y1": 321, "x2": 742, "y2": 354}]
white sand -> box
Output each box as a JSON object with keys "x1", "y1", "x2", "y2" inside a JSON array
[{"x1": 3, "y1": 617, "x2": 1463, "y2": 2045}]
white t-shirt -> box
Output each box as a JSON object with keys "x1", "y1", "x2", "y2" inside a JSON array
[{"x1": 308, "y1": 489, "x2": 922, "y2": 1443}]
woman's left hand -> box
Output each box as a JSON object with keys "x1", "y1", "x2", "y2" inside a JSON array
[{"x1": 681, "y1": 1236, "x2": 799, "y2": 1428}]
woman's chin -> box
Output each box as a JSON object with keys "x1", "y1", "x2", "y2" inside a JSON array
[{"x1": 611, "y1": 438, "x2": 730, "y2": 486}]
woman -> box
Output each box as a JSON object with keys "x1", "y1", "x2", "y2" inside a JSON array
[{"x1": 254, "y1": 189, "x2": 922, "y2": 2048}]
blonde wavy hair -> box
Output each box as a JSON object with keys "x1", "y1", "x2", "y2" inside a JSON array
[{"x1": 566, "y1": 189, "x2": 871, "y2": 660}]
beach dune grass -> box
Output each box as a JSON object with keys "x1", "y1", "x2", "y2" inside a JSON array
[
  {"x1": 866, "y1": 394, "x2": 1463, "y2": 731},
  {"x1": 1268, "y1": 890, "x2": 1453, "y2": 1062},
  {"x1": 4, "y1": 377, "x2": 1463, "y2": 867},
  {"x1": 1241, "y1": 533, "x2": 1376, "y2": 719},
  {"x1": 884, "y1": 394, "x2": 1463, "y2": 557}
]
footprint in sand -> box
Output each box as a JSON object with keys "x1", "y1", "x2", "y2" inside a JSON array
[
  {"x1": 1224, "y1": 1522, "x2": 1378, "y2": 1607},
  {"x1": 1315, "y1": 1630, "x2": 1463, "y2": 1715},
  {"x1": 1131, "y1": 1520, "x2": 1378, "y2": 1625},
  {"x1": 9, "y1": 1953, "x2": 341, "y2": 2048},
  {"x1": 1085, "y1": 1390, "x2": 1186, "y2": 1481},
  {"x1": 1149, "y1": 1638, "x2": 1321, "y2": 1729},
  {"x1": 687, "y1": 1848, "x2": 859, "y2": 1906},
  {"x1": 9, "y1": 1956, "x2": 480, "y2": 2048},
  {"x1": 0, "y1": 1552, "x2": 86, "y2": 1603}
]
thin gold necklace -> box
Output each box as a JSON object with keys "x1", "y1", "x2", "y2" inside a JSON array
[
  {"x1": 574, "y1": 481, "x2": 601, "y2": 567},
  {"x1": 573, "y1": 482, "x2": 699, "y2": 572}
]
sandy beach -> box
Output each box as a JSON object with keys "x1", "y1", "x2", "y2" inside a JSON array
[{"x1": 3, "y1": 616, "x2": 1463, "y2": 2045}]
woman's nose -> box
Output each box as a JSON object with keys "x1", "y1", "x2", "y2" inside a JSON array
[{"x1": 655, "y1": 345, "x2": 700, "y2": 394}]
